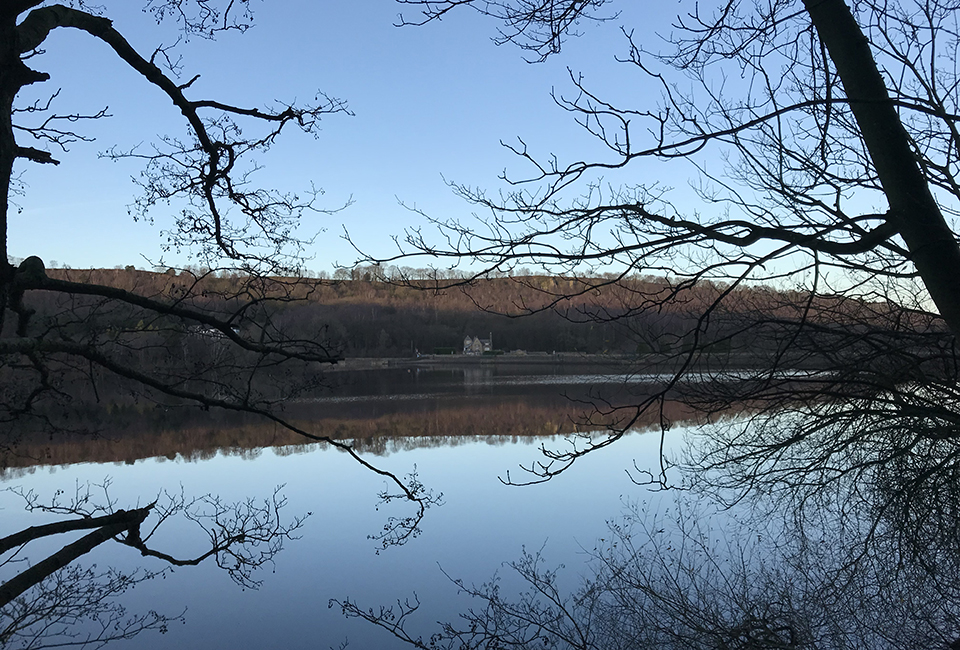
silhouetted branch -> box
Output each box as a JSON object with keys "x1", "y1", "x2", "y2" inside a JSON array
[
  {"x1": 0, "y1": 507, "x2": 154, "y2": 556},
  {"x1": 395, "y1": 0, "x2": 617, "y2": 61},
  {"x1": 0, "y1": 507, "x2": 151, "y2": 609}
]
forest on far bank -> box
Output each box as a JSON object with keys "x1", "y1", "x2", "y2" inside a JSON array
[{"x1": 31, "y1": 264, "x2": 914, "y2": 360}]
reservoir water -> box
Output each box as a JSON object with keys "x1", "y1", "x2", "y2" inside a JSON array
[{"x1": 0, "y1": 361, "x2": 685, "y2": 649}]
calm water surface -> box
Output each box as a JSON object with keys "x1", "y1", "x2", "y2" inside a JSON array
[{"x1": 1, "y1": 365, "x2": 682, "y2": 649}]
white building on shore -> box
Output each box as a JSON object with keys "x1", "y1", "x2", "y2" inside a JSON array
[{"x1": 462, "y1": 333, "x2": 493, "y2": 355}]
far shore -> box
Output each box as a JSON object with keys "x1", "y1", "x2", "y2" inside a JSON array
[
  {"x1": 329, "y1": 351, "x2": 779, "y2": 372},
  {"x1": 330, "y1": 352, "x2": 634, "y2": 371}
]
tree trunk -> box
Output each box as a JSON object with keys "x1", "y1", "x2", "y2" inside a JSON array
[
  {"x1": 0, "y1": 507, "x2": 151, "y2": 608},
  {"x1": 803, "y1": 0, "x2": 960, "y2": 337},
  {"x1": 0, "y1": 508, "x2": 154, "y2": 555}
]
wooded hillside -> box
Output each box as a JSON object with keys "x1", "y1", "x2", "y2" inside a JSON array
[{"x1": 37, "y1": 266, "x2": 864, "y2": 358}]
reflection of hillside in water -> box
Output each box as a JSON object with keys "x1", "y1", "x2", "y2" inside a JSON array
[{"x1": 0, "y1": 372, "x2": 706, "y2": 478}]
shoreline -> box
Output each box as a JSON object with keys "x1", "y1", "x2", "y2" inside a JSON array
[
  {"x1": 330, "y1": 352, "x2": 638, "y2": 371},
  {"x1": 330, "y1": 351, "x2": 776, "y2": 372}
]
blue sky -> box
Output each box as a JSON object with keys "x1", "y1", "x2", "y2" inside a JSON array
[{"x1": 11, "y1": 1, "x2": 685, "y2": 272}]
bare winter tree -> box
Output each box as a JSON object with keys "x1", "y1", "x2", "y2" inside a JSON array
[
  {"x1": 373, "y1": 0, "x2": 960, "y2": 528},
  {"x1": 1, "y1": 0, "x2": 343, "y2": 422},
  {"x1": 0, "y1": 0, "x2": 435, "y2": 546},
  {"x1": 341, "y1": 0, "x2": 960, "y2": 645}
]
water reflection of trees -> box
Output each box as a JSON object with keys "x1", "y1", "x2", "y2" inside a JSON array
[
  {"x1": 2, "y1": 562, "x2": 175, "y2": 649},
  {"x1": 0, "y1": 394, "x2": 706, "y2": 476},
  {"x1": 0, "y1": 482, "x2": 303, "y2": 649},
  {"x1": 339, "y1": 491, "x2": 960, "y2": 649},
  {"x1": 335, "y1": 389, "x2": 960, "y2": 648}
]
